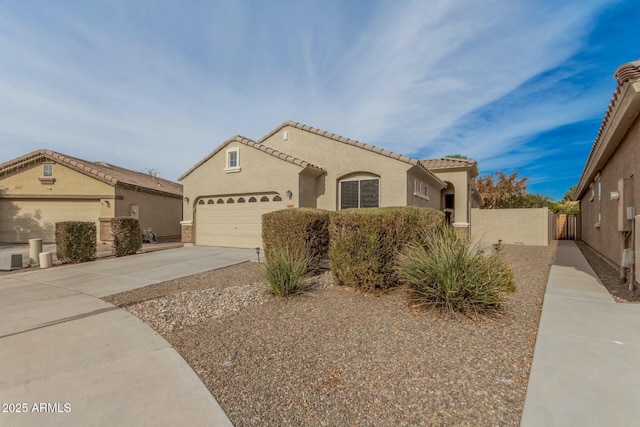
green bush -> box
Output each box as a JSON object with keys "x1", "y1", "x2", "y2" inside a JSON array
[
  {"x1": 395, "y1": 226, "x2": 516, "y2": 315},
  {"x1": 111, "y1": 217, "x2": 142, "y2": 257},
  {"x1": 55, "y1": 221, "x2": 97, "y2": 263},
  {"x1": 264, "y1": 247, "x2": 311, "y2": 297},
  {"x1": 262, "y1": 208, "x2": 330, "y2": 271},
  {"x1": 329, "y1": 207, "x2": 444, "y2": 292}
]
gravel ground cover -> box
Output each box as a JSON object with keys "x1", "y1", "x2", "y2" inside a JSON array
[
  {"x1": 106, "y1": 243, "x2": 556, "y2": 426},
  {"x1": 575, "y1": 241, "x2": 640, "y2": 303}
]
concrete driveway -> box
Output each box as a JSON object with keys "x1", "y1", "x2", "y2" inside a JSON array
[{"x1": 0, "y1": 246, "x2": 255, "y2": 426}]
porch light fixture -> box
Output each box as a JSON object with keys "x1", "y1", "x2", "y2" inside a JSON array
[
  {"x1": 184, "y1": 197, "x2": 190, "y2": 204},
  {"x1": 285, "y1": 190, "x2": 293, "y2": 200}
]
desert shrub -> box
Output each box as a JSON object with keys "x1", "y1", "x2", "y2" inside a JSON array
[
  {"x1": 264, "y1": 247, "x2": 311, "y2": 297},
  {"x1": 55, "y1": 221, "x2": 97, "y2": 263},
  {"x1": 395, "y1": 226, "x2": 516, "y2": 315},
  {"x1": 262, "y1": 208, "x2": 330, "y2": 271},
  {"x1": 111, "y1": 217, "x2": 142, "y2": 257},
  {"x1": 329, "y1": 207, "x2": 444, "y2": 292}
]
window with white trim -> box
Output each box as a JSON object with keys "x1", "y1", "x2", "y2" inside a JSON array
[
  {"x1": 413, "y1": 179, "x2": 429, "y2": 200},
  {"x1": 43, "y1": 164, "x2": 53, "y2": 177},
  {"x1": 340, "y1": 178, "x2": 380, "y2": 209},
  {"x1": 225, "y1": 148, "x2": 240, "y2": 172}
]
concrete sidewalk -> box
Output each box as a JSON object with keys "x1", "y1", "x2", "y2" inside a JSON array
[
  {"x1": 0, "y1": 246, "x2": 256, "y2": 426},
  {"x1": 521, "y1": 241, "x2": 640, "y2": 426}
]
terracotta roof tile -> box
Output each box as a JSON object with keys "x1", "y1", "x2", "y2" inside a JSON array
[
  {"x1": 179, "y1": 135, "x2": 326, "y2": 181},
  {"x1": 260, "y1": 121, "x2": 446, "y2": 188},
  {"x1": 575, "y1": 59, "x2": 640, "y2": 199},
  {"x1": 614, "y1": 59, "x2": 640, "y2": 84},
  {"x1": 420, "y1": 157, "x2": 477, "y2": 170},
  {"x1": 0, "y1": 149, "x2": 182, "y2": 197}
]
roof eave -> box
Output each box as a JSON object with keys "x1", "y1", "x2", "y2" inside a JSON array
[
  {"x1": 575, "y1": 79, "x2": 640, "y2": 200},
  {"x1": 267, "y1": 121, "x2": 446, "y2": 188}
]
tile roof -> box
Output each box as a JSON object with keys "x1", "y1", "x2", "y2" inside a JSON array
[
  {"x1": 179, "y1": 135, "x2": 326, "y2": 181},
  {"x1": 260, "y1": 121, "x2": 446, "y2": 188},
  {"x1": 615, "y1": 59, "x2": 640, "y2": 84},
  {"x1": 419, "y1": 157, "x2": 477, "y2": 170},
  {"x1": 575, "y1": 59, "x2": 640, "y2": 199},
  {"x1": 0, "y1": 149, "x2": 183, "y2": 197}
]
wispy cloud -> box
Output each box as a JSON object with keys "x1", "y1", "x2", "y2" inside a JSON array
[{"x1": 0, "y1": 0, "x2": 631, "y2": 194}]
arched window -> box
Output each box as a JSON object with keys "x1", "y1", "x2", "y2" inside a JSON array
[
  {"x1": 339, "y1": 174, "x2": 380, "y2": 209},
  {"x1": 237, "y1": 197, "x2": 246, "y2": 203},
  {"x1": 227, "y1": 198, "x2": 235, "y2": 204},
  {"x1": 273, "y1": 195, "x2": 282, "y2": 202},
  {"x1": 207, "y1": 199, "x2": 214, "y2": 204},
  {"x1": 198, "y1": 199, "x2": 205, "y2": 205},
  {"x1": 217, "y1": 199, "x2": 224, "y2": 204},
  {"x1": 260, "y1": 196, "x2": 269, "y2": 202},
  {"x1": 249, "y1": 197, "x2": 257, "y2": 203}
]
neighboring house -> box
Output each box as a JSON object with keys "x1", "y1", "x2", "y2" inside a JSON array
[
  {"x1": 574, "y1": 58, "x2": 640, "y2": 285},
  {"x1": 180, "y1": 121, "x2": 479, "y2": 248},
  {"x1": 0, "y1": 149, "x2": 183, "y2": 243}
]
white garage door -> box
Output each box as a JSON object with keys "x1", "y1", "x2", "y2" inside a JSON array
[
  {"x1": 0, "y1": 199, "x2": 101, "y2": 243},
  {"x1": 195, "y1": 194, "x2": 285, "y2": 248}
]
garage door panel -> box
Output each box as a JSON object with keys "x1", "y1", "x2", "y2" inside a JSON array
[
  {"x1": 0, "y1": 200, "x2": 101, "y2": 243},
  {"x1": 195, "y1": 194, "x2": 284, "y2": 248}
]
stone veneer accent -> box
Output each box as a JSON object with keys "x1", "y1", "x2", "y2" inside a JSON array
[{"x1": 181, "y1": 221, "x2": 193, "y2": 243}]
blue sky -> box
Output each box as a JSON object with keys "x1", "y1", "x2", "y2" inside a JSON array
[{"x1": 1, "y1": 0, "x2": 638, "y2": 201}]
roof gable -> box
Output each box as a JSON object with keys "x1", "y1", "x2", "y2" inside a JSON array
[
  {"x1": 260, "y1": 121, "x2": 446, "y2": 188},
  {"x1": 179, "y1": 135, "x2": 326, "y2": 181},
  {"x1": 0, "y1": 149, "x2": 182, "y2": 197}
]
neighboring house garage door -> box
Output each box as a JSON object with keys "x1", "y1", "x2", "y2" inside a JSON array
[
  {"x1": 0, "y1": 199, "x2": 101, "y2": 243},
  {"x1": 195, "y1": 193, "x2": 284, "y2": 248}
]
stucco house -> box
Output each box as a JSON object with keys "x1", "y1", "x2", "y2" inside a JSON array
[
  {"x1": 180, "y1": 121, "x2": 479, "y2": 248},
  {"x1": 574, "y1": 58, "x2": 640, "y2": 288},
  {"x1": 0, "y1": 149, "x2": 183, "y2": 243}
]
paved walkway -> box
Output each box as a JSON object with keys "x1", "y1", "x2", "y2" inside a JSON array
[
  {"x1": 0, "y1": 246, "x2": 256, "y2": 426},
  {"x1": 521, "y1": 241, "x2": 640, "y2": 426}
]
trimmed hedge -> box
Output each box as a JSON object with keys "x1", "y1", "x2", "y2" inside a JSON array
[
  {"x1": 329, "y1": 207, "x2": 444, "y2": 292},
  {"x1": 262, "y1": 208, "x2": 330, "y2": 271},
  {"x1": 111, "y1": 217, "x2": 142, "y2": 257},
  {"x1": 55, "y1": 221, "x2": 97, "y2": 263}
]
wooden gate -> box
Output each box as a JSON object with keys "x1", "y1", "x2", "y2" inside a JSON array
[{"x1": 554, "y1": 214, "x2": 577, "y2": 240}]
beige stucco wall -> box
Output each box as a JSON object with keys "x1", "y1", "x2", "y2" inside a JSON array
[
  {"x1": 299, "y1": 173, "x2": 319, "y2": 208},
  {"x1": 406, "y1": 167, "x2": 440, "y2": 209},
  {"x1": 0, "y1": 162, "x2": 116, "y2": 242},
  {"x1": 181, "y1": 141, "x2": 305, "y2": 222},
  {"x1": 579, "y1": 114, "x2": 640, "y2": 266},
  {"x1": 116, "y1": 188, "x2": 182, "y2": 239},
  {"x1": 0, "y1": 162, "x2": 114, "y2": 199},
  {"x1": 432, "y1": 169, "x2": 471, "y2": 224},
  {"x1": 470, "y1": 208, "x2": 550, "y2": 246},
  {"x1": 262, "y1": 126, "x2": 439, "y2": 209}
]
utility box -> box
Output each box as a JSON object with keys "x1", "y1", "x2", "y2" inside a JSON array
[
  {"x1": 618, "y1": 178, "x2": 634, "y2": 231},
  {"x1": 622, "y1": 249, "x2": 635, "y2": 268},
  {"x1": 636, "y1": 215, "x2": 640, "y2": 284},
  {"x1": 0, "y1": 254, "x2": 22, "y2": 271},
  {"x1": 29, "y1": 238, "x2": 43, "y2": 266}
]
